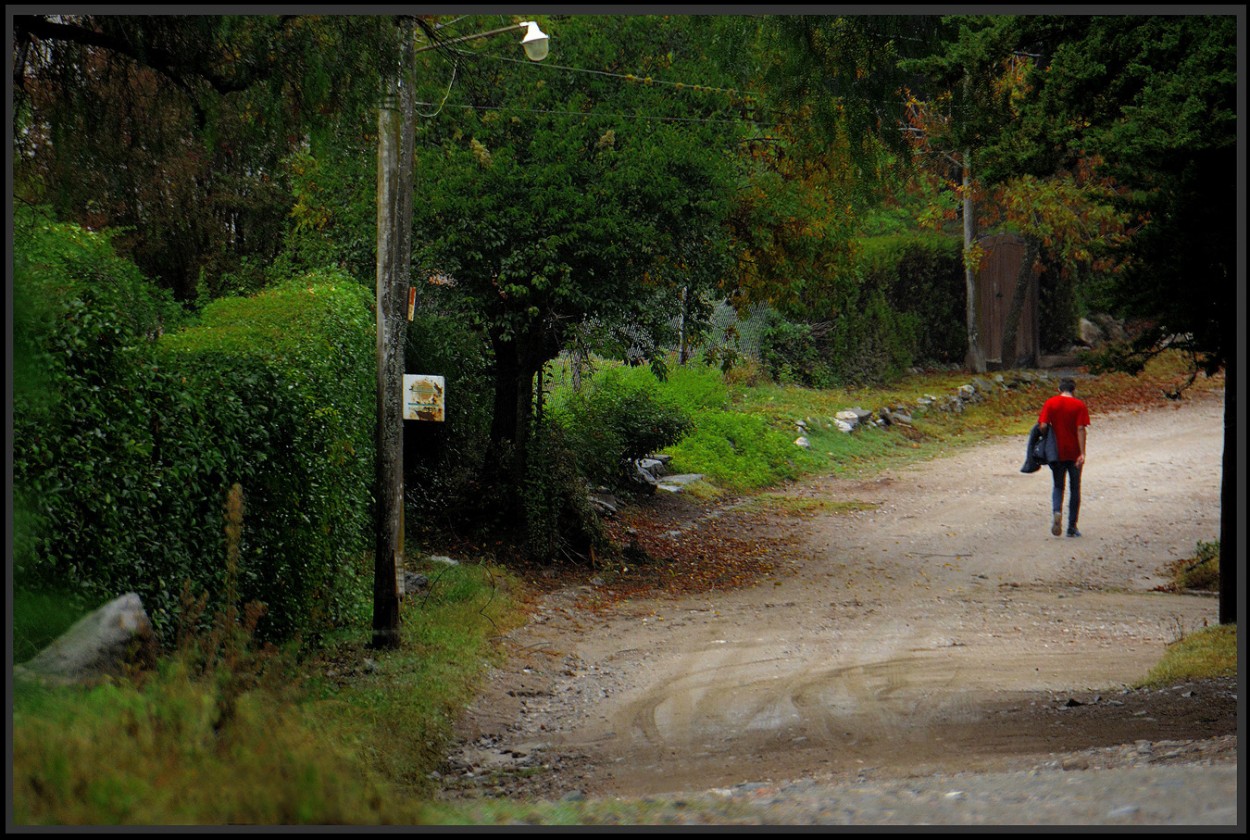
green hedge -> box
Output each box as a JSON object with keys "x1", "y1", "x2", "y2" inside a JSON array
[
  {"x1": 158, "y1": 275, "x2": 376, "y2": 641},
  {"x1": 14, "y1": 208, "x2": 376, "y2": 645},
  {"x1": 14, "y1": 207, "x2": 189, "y2": 640}
]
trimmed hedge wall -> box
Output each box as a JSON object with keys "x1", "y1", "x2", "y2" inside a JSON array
[
  {"x1": 14, "y1": 208, "x2": 376, "y2": 644},
  {"x1": 158, "y1": 276, "x2": 376, "y2": 642}
]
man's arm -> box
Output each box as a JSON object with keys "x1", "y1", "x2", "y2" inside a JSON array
[{"x1": 1076, "y1": 426, "x2": 1087, "y2": 467}]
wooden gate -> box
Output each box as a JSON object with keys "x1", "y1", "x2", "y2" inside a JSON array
[{"x1": 976, "y1": 233, "x2": 1040, "y2": 368}]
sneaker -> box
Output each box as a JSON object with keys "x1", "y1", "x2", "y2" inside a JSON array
[
  {"x1": 1067, "y1": 528, "x2": 1082, "y2": 538},
  {"x1": 1052, "y1": 512, "x2": 1062, "y2": 536}
]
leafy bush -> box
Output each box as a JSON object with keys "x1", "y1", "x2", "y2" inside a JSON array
[
  {"x1": 752, "y1": 234, "x2": 959, "y2": 389},
  {"x1": 158, "y1": 274, "x2": 376, "y2": 642},
  {"x1": 550, "y1": 366, "x2": 694, "y2": 488},
  {"x1": 826, "y1": 287, "x2": 920, "y2": 385},
  {"x1": 856, "y1": 233, "x2": 965, "y2": 367},
  {"x1": 758, "y1": 314, "x2": 835, "y2": 388},
  {"x1": 665, "y1": 410, "x2": 815, "y2": 492},
  {"x1": 13, "y1": 206, "x2": 187, "y2": 633},
  {"x1": 518, "y1": 364, "x2": 696, "y2": 563},
  {"x1": 544, "y1": 360, "x2": 823, "y2": 495},
  {"x1": 14, "y1": 207, "x2": 376, "y2": 647}
]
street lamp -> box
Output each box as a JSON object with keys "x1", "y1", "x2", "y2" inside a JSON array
[
  {"x1": 372, "y1": 17, "x2": 550, "y2": 649},
  {"x1": 520, "y1": 21, "x2": 550, "y2": 61},
  {"x1": 413, "y1": 20, "x2": 549, "y2": 61}
]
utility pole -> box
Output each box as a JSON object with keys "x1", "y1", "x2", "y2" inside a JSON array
[
  {"x1": 961, "y1": 148, "x2": 985, "y2": 374},
  {"x1": 372, "y1": 16, "x2": 415, "y2": 650},
  {"x1": 370, "y1": 17, "x2": 549, "y2": 649}
]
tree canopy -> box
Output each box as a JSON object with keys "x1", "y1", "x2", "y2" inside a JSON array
[{"x1": 12, "y1": 13, "x2": 397, "y2": 300}]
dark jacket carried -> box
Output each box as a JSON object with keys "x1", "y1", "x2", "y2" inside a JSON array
[{"x1": 1021, "y1": 423, "x2": 1059, "y2": 473}]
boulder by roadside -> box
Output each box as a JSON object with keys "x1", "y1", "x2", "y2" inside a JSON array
[{"x1": 15, "y1": 592, "x2": 157, "y2": 686}]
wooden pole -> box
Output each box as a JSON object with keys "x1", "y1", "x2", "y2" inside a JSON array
[{"x1": 372, "y1": 17, "x2": 415, "y2": 650}]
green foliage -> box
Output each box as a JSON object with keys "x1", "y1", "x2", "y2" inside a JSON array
[
  {"x1": 856, "y1": 233, "x2": 965, "y2": 366},
  {"x1": 640, "y1": 361, "x2": 732, "y2": 415},
  {"x1": 520, "y1": 423, "x2": 610, "y2": 565},
  {"x1": 14, "y1": 207, "x2": 376, "y2": 645},
  {"x1": 754, "y1": 234, "x2": 961, "y2": 389},
  {"x1": 159, "y1": 274, "x2": 377, "y2": 642},
  {"x1": 549, "y1": 366, "x2": 694, "y2": 488},
  {"x1": 913, "y1": 15, "x2": 1236, "y2": 373},
  {"x1": 666, "y1": 409, "x2": 818, "y2": 493},
  {"x1": 758, "y1": 315, "x2": 834, "y2": 389},
  {"x1": 407, "y1": 14, "x2": 741, "y2": 513},
  {"x1": 272, "y1": 127, "x2": 379, "y2": 286},
  {"x1": 14, "y1": 14, "x2": 398, "y2": 301},
  {"x1": 545, "y1": 361, "x2": 823, "y2": 493},
  {"x1": 832, "y1": 287, "x2": 916, "y2": 385},
  {"x1": 13, "y1": 206, "x2": 187, "y2": 628},
  {"x1": 753, "y1": 16, "x2": 944, "y2": 178}
]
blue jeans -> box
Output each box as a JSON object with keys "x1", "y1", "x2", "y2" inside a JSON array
[{"x1": 1049, "y1": 461, "x2": 1082, "y2": 529}]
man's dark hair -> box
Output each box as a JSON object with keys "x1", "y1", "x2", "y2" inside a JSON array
[{"x1": 1059, "y1": 378, "x2": 1077, "y2": 394}]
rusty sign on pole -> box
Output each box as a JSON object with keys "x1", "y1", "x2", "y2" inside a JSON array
[{"x1": 403, "y1": 374, "x2": 445, "y2": 422}]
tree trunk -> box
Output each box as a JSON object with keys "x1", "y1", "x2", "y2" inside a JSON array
[
  {"x1": 962, "y1": 150, "x2": 986, "y2": 373},
  {"x1": 487, "y1": 331, "x2": 541, "y2": 528},
  {"x1": 1000, "y1": 236, "x2": 1040, "y2": 370},
  {"x1": 371, "y1": 19, "x2": 414, "y2": 651}
]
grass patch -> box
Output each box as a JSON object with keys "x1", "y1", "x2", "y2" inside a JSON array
[
  {"x1": 668, "y1": 477, "x2": 726, "y2": 502},
  {"x1": 303, "y1": 559, "x2": 528, "y2": 801},
  {"x1": 12, "y1": 660, "x2": 416, "y2": 825},
  {"x1": 11, "y1": 557, "x2": 526, "y2": 826},
  {"x1": 1136, "y1": 624, "x2": 1237, "y2": 689},
  {"x1": 1158, "y1": 541, "x2": 1221, "y2": 592}
]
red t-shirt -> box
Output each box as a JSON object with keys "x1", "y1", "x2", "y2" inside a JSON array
[{"x1": 1039, "y1": 394, "x2": 1090, "y2": 462}]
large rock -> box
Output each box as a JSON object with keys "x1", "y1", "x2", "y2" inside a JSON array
[
  {"x1": 1079, "y1": 317, "x2": 1105, "y2": 347},
  {"x1": 16, "y1": 592, "x2": 155, "y2": 684}
]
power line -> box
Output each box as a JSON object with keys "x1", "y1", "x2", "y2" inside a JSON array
[
  {"x1": 473, "y1": 49, "x2": 748, "y2": 101},
  {"x1": 413, "y1": 99, "x2": 781, "y2": 128},
  {"x1": 446, "y1": 46, "x2": 918, "y2": 115}
]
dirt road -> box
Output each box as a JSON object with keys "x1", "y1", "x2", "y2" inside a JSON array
[{"x1": 445, "y1": 390, "x2": 1238, "y2": 823}]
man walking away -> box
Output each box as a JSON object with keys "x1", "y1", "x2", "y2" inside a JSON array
[{"x1": 1038, "y1": 377, "x2": 1090, "y2": 537}]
